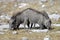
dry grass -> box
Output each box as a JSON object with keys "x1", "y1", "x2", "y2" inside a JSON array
[
  {"x1": 0, "y1": 0, "x2": 60, "y2": 24},
  {"x1": 0, "y1": 0, "x2": 60, "y2": 40},
  {"x1": 51, "y1": 19, "x2": 60, "y2": 24},
  {"x1": 0, "y1": 26, "x2": 60, "y2": 40}
]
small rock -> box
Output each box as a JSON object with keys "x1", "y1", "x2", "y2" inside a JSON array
[
  {"x1": 44, "y1": 35, "x2": 50, "y2": 40},
  {"x1": 41, "y1": 0, "x2": 47, "y2": 3},
  {"x1": 0, "y1": 28, "x2": 9, "y2": 32},
  {"x1": 0, "y1": 32, "x2": 5, "y2": 34},
  {"x1": 42, "y1": 5, "x2": 46, "y2": 8},
  {"x1": 18, "y1": 3, "x2": 28, "y2": 8},
  {"x1": 56, "y1": 31, "x2": 60, "y2": 33},
  {"x1": 12, "y1": 31, "x2": 18, "y2": 34},
  {"x1": 52, "y1": 24, "x2": 60, "y2": 27},
  {"x1": 29, "y1": 31, "x2": 32, "y2": 34},
  {"x1": 21, "y1": 37, "x2": 28, "y2": 40},
  {"x1": 31, "y1": 29, "x2": 48, "y2": 33}
]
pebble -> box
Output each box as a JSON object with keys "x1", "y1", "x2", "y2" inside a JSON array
[
  {"x1": 0, "y1": 32, "x2": 5, "y2": 34},
  {"x1": 56, "y1": 31, "x2": 60, "y2": 33},
  {"x1": 44, "y1": 35, "x2": 50, "y2": 40},
  {"x1": 12, "y1": 31, "x2": 18, "y2": 34},
  {"x1": 0, "y1": 28, "x2": 8, "y2": 32},
  {"x1": 21, "y1": 37, "x2": 28, "y2": 40},
  {"x1": 31, "y1": 29, "x2": 48, "y2": 33}
]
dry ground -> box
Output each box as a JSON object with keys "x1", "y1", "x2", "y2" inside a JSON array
[
  {"x1": 0, "y1": 0, "x2": 60, "y2": 40},
  {"x1": 0, "y1": 26, "x2": 60, "y2": 40}
]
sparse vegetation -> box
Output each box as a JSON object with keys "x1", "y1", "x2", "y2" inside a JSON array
[
  {"x1": 0, "y1": 27, "x2": 60, "y2": 40},
  {"x1": 0, "y1": 0, "x2": 60, "y2": 23},
  {"x1": 0, "y1": 0, "x2": 60, "y2": 40}
]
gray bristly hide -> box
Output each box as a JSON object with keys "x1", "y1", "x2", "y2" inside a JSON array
[
  {"x1": 16, "y1": 12, "x2": 28, "y2": 29},
  {"x1": 9, "y1": 12, "x2": 29, "y2": 30},
  {"x1": 9, "y1": 8, "x2": 52, "y2": 30},
  {"x1": 21, "y1": 8, "x2": 51, "y2": 29},
  {"x1": 9, "y1": 16, "x2": 17, "y2": 30}
]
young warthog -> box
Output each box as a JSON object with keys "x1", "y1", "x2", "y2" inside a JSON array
[
  {"x1": 20, "y1": 8, "x2": 51, "y2": 29},
  {"x1": 9, "y1": 12, "x2": 29, "y2": 30},
  {"x1": 9, "y1": 8, "x2": 51, "y2": 30}
]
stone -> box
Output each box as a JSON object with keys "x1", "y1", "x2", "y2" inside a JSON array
[
  {"x1": 12, "y1": 31, "x2": 18, "y2": 34},
  {"x1": 0, "y1": 32, "x2": 5, "y2": 34},
  {"x1": 44, "y1": 35, "x2": 50, "y2": 40},
  {"x1": 31, "y1": 29, "x2": 48, "y2": 33},
  {"x1": 21, "y1": 37, "x2": 28, "y2": 40},
  {"x1": 40, "y1": 0, "x2": 47, "y2": 3}
]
